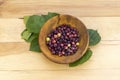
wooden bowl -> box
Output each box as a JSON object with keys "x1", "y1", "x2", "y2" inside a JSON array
[{"x1": 39, "y1": 15, "x2": 89, "y2": 64}]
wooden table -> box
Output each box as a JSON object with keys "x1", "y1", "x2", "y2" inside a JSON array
[{"x1": 0, "y1": 0, "x2": 120, "y2": 80}]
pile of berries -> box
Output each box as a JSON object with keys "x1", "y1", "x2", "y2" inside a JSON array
[{"x1": 46, "y1": 24, "x2": 80, "y2": 56}]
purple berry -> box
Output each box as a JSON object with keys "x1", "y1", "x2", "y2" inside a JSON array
[{"x1": 46, "y1": 24, "x2": 80, "y2": 56}]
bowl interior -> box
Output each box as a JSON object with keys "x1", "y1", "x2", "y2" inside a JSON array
[{"x1": 39, "y1": 15, "x2": 89, "y2": 64}]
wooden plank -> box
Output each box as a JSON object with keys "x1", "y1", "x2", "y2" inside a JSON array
[
  {"x1": 0, "y1": 41, "x2": 120, "y2": 70},
  {"x1": 0, "y1": 1, "x2": 120, "y2": 80},
  {"x1": 0, "y1": 19, "x2": 25, "y2": 42},
  {"x1": 0, "y1": 17, "x2": 120, "y2": 42},
  {"x1": 0, "y1": 0, "x2": 120, "y2": 18},
  {"x1": 0, "y1": 70, "x2": 119, "y2": 80},
  {"x1": 0, "y1": 42, "x2": 29, "y2": 56}
]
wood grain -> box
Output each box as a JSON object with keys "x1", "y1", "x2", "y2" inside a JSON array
[
  {"x1": 0, "y1": 17, "x2": 120, "y2": 80},
  {"x1": 0, "y1": 70, "x2": 119, "y2": 80},
  {"x1": 0, "y1": 19, "x2": 24, "y2": 42},
  {"x1": 0, "y1": 41, "x2": 120, "y2": 70},
  {"x1": 0, "y1": 0, "x2": 120, "y2": 18},
  {"x1": 0, "y1": 18, "x2": 120, "y2": 79},
  {"x1": 0, "y1": 42, "x2": 29, "y2": 56},
  {"x1": 0, "y1": 0, "x2": 120, "y2": 79},
  {"x1": 0, "y1": 17, "x2": 120, "y2": 42}
]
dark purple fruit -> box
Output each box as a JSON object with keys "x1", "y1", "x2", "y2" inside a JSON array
[{"x1": 46, "y1": 24, "x2": 80, "y2": 56}]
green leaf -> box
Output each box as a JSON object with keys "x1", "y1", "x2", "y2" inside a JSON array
[
  {"x1": 24, "y1": 16, "x2": 30, "y2": 24},
  {"x1": 26, "y1": 12, "x2": 59, "y2": 33},
  {"x1": 26, "y1": 15, "x2": 41, "y2": 33},
  {"x1": 48, "y1": 12, "x2": 59, "y2": 18},
  {"x1": 29, "y1": 38, "x2": 41, "y2": 52},
  {"x1": 27, "y1": 33, "x2": 39, "y2": 42},
  {"x1": 21, "y1": 29, "x2": 32, "y2": 41},
  {"x1": 88, "y1": 29, "x2": 101, "y2": 46},
  {"x1": 69, "y1": 49, "x2": 92, "y2": 67},
  {"x1": 21, "y1": 12, "x2": 59, "y2": 52},
  {"x1": 21, "y1": 29, "x2": 38, "y2": 42}
]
